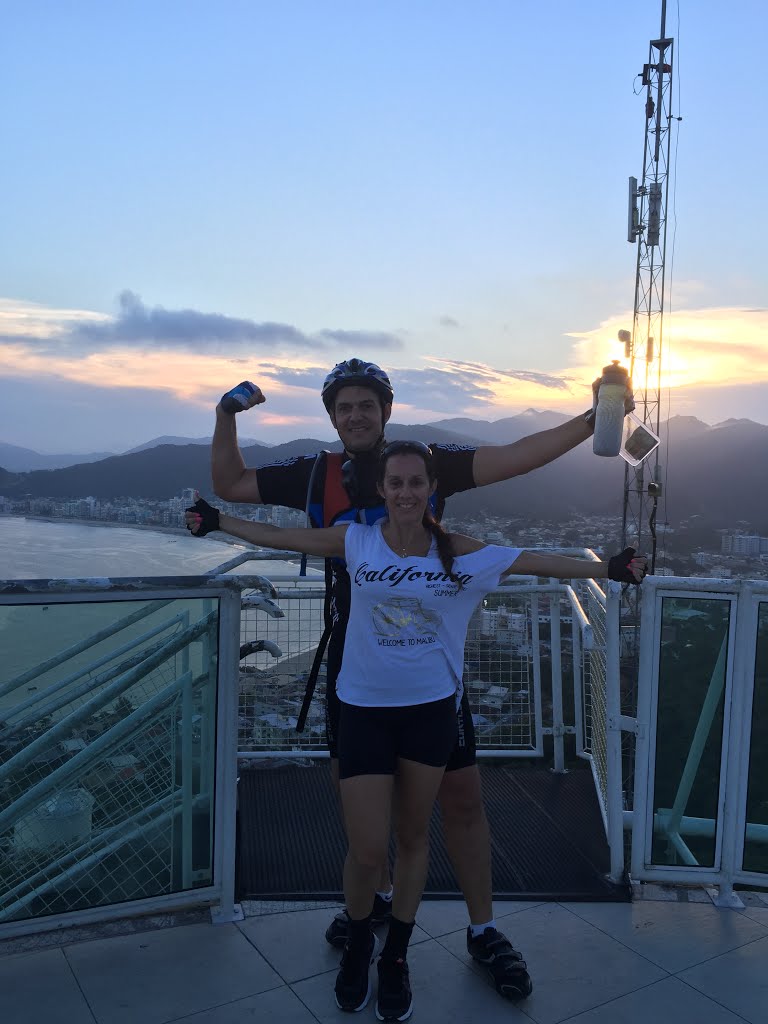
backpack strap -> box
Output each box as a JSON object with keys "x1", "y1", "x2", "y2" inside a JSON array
[
  {"x1": 322, "y1": 452, "x2": 350, "y2": 526},
  {"x1": 296, "y1": 452, "x2": 347, "y2": 733}
]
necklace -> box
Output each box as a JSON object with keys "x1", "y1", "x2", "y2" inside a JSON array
[{"x1": 390, "y1": 533, "x2": 424, "y2": 558}]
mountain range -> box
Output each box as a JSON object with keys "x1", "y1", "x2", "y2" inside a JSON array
[
  {"x1": 0, "y1": 435, "x2": 270, "y2": 472},
  {"x1": 1, "y1": 413, "x2": 766, "y2": 528}
]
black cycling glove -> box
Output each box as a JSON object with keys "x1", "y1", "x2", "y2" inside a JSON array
[
  {"x1": 607, "y1": 547, "x2": 645, "y2": 584},
  {"x1": 186, "y1": 497, "x2": 220, "y2": 537}
]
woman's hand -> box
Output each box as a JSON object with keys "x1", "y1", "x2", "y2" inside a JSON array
[
  {"x1": 607, "y1": 548, "x2": 647, "y2": 583},
  {"x1": 185, "y1": 495, "x2": 221, "y2": 537}
]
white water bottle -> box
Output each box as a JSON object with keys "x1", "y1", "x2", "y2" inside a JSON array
[{"x1": 593, "y1": 361, "x2": 629, "y2": 457}]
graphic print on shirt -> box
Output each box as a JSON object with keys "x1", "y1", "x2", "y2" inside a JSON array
[{"x1": 371, "y1": 597, "x2": 441, "y2": 640}]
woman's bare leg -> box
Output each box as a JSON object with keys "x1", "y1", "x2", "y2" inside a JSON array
[
  {"x1": 339, "y1": 773, "x2": 393, "y2": 919},
  {"x1": 390, "y1": 758, "x2": 447, "y2": 923},
  {"x1": 333, "y1": 757, "x2": 392, "y2": 896}
]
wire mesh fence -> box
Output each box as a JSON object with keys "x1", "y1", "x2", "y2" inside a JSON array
[
  {"x1": 0, "y1": 596, "x2": 218, "y2": 925},
  {"x1": 236, "y1": 580, "x2": 539, "y2": 755},
  {"x1": 580, "y1": 583, "x2": 609, "y2": 820}
]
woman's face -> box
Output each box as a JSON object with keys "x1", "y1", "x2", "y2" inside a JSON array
[{"x1": 378, "y1": 453, "x2": 436, "y2": 524}]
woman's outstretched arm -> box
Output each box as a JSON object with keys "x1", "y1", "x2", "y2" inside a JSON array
[
  {"x1": 184, "y1": 496, "x2": 347, "y2": 559},
  {"x1": 504, "y1": 548, "x2": 647, "y2": 583}
]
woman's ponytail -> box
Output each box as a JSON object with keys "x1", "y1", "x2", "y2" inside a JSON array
[{"x1": 423, "y1": 511, "x2": 463, "y2": 590}]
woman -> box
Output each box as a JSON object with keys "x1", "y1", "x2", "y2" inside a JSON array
[{"x1": 186, "y1": 440, "x2": 646, "y2": 1022}]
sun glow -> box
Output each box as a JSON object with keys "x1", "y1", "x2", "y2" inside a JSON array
[
  {"x1": 1, "y1": 298, "x2": 767, "y2": 430},
  {"x1": 567, "y1": 307, "x2": 768, "y2": 395}
]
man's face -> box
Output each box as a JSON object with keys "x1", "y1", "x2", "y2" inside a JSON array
[{"x1": 329, "y1": 385, "x2": 392, "y2": 454}]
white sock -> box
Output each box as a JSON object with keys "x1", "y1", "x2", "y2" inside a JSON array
[
  {"x1": 376, "y1": 888, "x2": 394, "y2": 902},
  {"x1": 470, "y1": 919, "x2": 497, "y2": 938}
]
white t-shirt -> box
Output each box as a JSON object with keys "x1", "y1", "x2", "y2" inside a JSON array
[{"x1": 335, "y1": 522, "x2": 522, "y2": 707}]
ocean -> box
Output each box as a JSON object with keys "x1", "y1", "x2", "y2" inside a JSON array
[
  {"x1": 0, "y1": 517, "x2": 325, "y2": 710},
  {"x1": 0, "y1": 516, "x2": 252, "y2": 579}
]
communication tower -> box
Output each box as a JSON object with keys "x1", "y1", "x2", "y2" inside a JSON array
[{"x1": 622, "y1": 2, "x2": 675, "y2": 598}]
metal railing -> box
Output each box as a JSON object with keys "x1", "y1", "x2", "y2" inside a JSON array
[
  {"x1": 628, "y1": 576, "x2": 768, "y2": 904},
  {"x1": 3, "y1": 556, "x2": 764, "y2": 938},
  {"x1": 0, "y1": 575, "x2": 252, "y2": 938}
]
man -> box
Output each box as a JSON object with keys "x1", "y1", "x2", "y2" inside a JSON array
[{"x1": 211, "y1": 358, "x2": 633, "y2": 1000}]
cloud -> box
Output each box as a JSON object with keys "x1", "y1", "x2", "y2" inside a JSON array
[
  {"x1": 441, "y1": 359, "x2": 573, "y2": 391},
  {"x1": 315, "y1": 328, "x2": 403, "y2": 350},
  {"x1": 256, "y1": 364, "x2": 329, "y2": 390},
  {"x1": 4, "y1": 294, "x2": 768, "y2": 453},
  {"x1": 438, "y1": 316, "x2": 460, "y2": 328},
  {"x1": 0, "y1": 293, "x2": 403, "y2": 359},
  {"x1": 59, "y1": 291, "x2": 319, "y2": 353},
  {"x1": 392, "y1": 367, "x2": 496, "y2": 410},
  {"x1": 376, "y1": 360, "x2": 574, "y2": 414}
]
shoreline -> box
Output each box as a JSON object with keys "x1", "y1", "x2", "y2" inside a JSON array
[
  {"x1": 3, "y1": 517, "x2": 310, "y2": 564},
  {"x1": 4, "y1": 515, "x2": 242, "y2": 547}
]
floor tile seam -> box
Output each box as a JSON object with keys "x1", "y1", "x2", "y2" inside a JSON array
[
  {"x1": 235, "y1": 931, "x2": 349, "y2": 987},
  {"x1": 536, "y1": 970, "x2": 684, "y2": 1024},
  {"x1": 411, "y1": 905, "x2": 548, "y2": 942},
  {"x1": 287, "y1": 982, "x2": 334, "y2": 1024},
  {"x1": 242, "y1": 901, "x2": 344, "y2": 920},
  {"x1": 59, "y1": 945, "x2": 100, "y2": 1024},
  {"x1": 553, "y1": 902, "x2": 676, "y2": 974},
  {"x1": 668, "y1": 929, "x2": 768, "y2": 973},
  {"x1": 158, "y1": 981, "x2": 289, "y2": 1024},
  {"x1": 735, "y1": 909, "x2": 768, "y2": 931},
  {"x1": 234, "y1": 924, "x2": 301, "y2": 984},
  {"x1": 492, "y1": 900, "x2": 548, "y2": 927},
  {"x1": 673, "y1": 974, "x2": 757, "y2": 1024}
]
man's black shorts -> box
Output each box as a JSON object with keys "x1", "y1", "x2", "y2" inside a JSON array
[
  {"x1": 337, "y1": 696, "x2": 458, "y2": 779},
  {"x1": 326, "y1": 673, "x2": 477, "y2": 773}
]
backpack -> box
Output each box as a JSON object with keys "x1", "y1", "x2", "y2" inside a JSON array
[{"x1": 296, "y1": 452, "x2": 361, "y2": 732}]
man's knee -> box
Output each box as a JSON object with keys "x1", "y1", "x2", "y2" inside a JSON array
[{"x1": 438, "y1": 765, "x2": 486, "y2": 827}]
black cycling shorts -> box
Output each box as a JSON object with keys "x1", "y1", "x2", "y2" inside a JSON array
[
  {"x1": 337, "y1": 696, "x2": 458, "y2": 780},
  {"x1": 327, "y1": 673, "x2": 477, "y2": 774}
]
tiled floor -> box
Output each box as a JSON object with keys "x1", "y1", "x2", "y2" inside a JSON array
[{"x1": 2, "y1": 895, "x2": 768, "y2": 1024}]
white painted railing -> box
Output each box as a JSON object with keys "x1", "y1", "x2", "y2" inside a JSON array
[{"x1": 629, "y1": 576, "x2": 768, "y2": 904}]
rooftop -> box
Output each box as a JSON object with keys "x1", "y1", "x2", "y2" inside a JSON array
[{"x1": 3, "y1": 890, "x2": 768, "y2": 1024}]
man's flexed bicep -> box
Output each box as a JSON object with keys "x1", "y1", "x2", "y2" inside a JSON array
[{"x1": 211, "y1": 406, "x2": 264, "y2": 503}]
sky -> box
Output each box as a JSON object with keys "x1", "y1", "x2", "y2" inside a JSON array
[{"x1": 1, "y1": 1, "x2": 766, "y2": 454}]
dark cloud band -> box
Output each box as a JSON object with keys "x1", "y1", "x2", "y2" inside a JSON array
[{"x1": 16, "y1": 291, "x2": 403, "y2": 356}]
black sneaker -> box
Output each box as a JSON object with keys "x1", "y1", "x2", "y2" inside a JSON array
[
  {"x1": 325, "y1": 894, "x2": 393, "y2": 948},
  {"x1": 466, "y1": 926, "x2": 533, "y2": 999},
  {"x1": 375, "y1": 954, "x2": 412, "y2": 1022},
  {"x1": 335, "y1": 932, "x2": 379, "y2": 1012}
]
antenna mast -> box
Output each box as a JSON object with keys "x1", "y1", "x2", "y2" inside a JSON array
[{"x1": 622, "y1": 2, "x2": 674, "y2": 578}]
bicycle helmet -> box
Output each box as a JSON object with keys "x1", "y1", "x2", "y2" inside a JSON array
[{"x1": 321, "y1": 358, "x2": 394, "y2": 412}]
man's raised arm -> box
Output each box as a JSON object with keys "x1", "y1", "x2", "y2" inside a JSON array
[
  {"x1": 472, "y1": 373, "x2": 635, "y2": 487},
  {"x1": 211, "y1": 382, "x2": 265, "y2": 504},
  {"x1": 472, "y1": 412, "x2": 593, "y2": 486}
]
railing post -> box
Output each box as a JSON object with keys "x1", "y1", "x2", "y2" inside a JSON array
[
  {"x1": 181, "y1": 614, "x2": 193, "y2": 889},
  {"x1": 201, "y1": 599, "x2": 215, "y2": 873},
  {"x1": 715, "y1": 580, "x2": 753, "y2": 908},
  {"x1": 568, "y1": 588, "x2": 586, "y2": 760},
  {"x1": 549, "y1": 587, "x2": 566, "y2": 773},
  {"x1": 530, "y1": 594, "x2": 545, "y2": 756},
  {"x1": 605, "y1": 582, "x2": 625, "y2": 883},
  {"x1": 211, "y1": 590, "x2": 244, "y2": 924}
]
